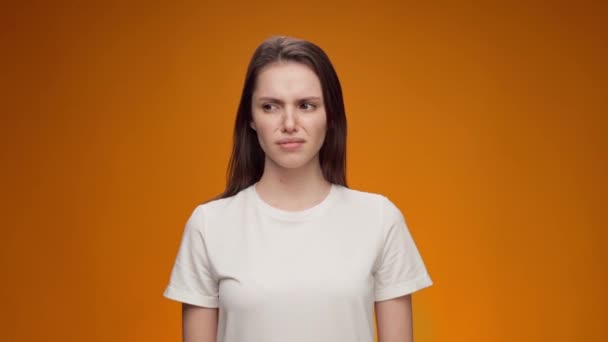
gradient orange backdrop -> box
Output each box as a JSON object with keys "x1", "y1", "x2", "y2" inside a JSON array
[{"x1": 1, "y1": 1, "x2": 606, "y2": 341}]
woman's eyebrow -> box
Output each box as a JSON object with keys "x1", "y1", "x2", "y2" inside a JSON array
[
  {"x1": 299, "y1": 96, "x2": 322, "y2": 102},
  {"x1": 256, "y1": 96, "x2": 322, "y2": 104}
]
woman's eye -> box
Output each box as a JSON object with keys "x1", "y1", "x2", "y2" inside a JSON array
[
  {"x1": 300, "y1": 103, "x2": 316, "y2": 110},
  {"x1": 262, "y1": 104, "x2": 276, "y2": 111}
]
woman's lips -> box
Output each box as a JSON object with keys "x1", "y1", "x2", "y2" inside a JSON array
[{"x1": 278, "y1": 141, "x2": 304, "y2": 150}]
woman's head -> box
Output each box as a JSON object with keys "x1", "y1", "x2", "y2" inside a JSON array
[
  {"x1": 250, "y1": 61, "x2": 327, "y2": 172},
  {"x1": 220, "y1": 35, "x2": 347, "y2": 198}
]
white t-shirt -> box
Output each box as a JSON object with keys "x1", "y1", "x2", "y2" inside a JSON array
[{"x1": 163, "y1": 182, "x2": 433, "y2": 342}]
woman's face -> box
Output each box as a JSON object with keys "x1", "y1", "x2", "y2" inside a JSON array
[{"x1": 250, "y1": 62, "x2": 327, "y2": 171}]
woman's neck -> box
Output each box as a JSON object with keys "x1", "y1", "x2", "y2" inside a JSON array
[{"x1": 255, "y1": 158, "x2": 331, "y2": 211}]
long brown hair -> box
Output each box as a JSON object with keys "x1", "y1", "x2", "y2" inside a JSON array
[{"x1": 212, "y1": 35, "x2": 348, "y2": 201}]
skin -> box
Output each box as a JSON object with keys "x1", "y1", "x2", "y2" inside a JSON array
[
  {"x1": 182, "y1": 61, "x2": 414, "y2": 342},
  {"x1": 182, "y1": 304, "x2": 217, "y2": 342},
  {"x1": 375, "y1": 294, "x2": 414, "y2": 342}
]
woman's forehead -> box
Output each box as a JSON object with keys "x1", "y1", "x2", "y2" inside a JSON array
[{"x1": 253, "y1": 62, "x2": 322, "y2": 98}]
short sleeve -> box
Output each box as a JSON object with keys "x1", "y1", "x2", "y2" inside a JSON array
[
  {"x1": 163, "y1": 205, "x2": 219, "y2": 308},
  {"x1": 373, "y1": 196, "x2": 433, "y2": 302}
]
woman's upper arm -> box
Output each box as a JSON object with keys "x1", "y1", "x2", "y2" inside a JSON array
[
  {"x1": 375, "y1": 294, "x2": 413, "y2": 342},
  {"x1": 182, "y1": 303, "x2": 218, "y2": 342}
]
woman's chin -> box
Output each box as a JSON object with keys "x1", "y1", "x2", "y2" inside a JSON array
[{"x1": 267, "y1": 155, "x2": 317, "y2": 170}]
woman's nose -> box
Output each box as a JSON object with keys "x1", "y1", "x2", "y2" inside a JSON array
[{"x1": 282, "y1": 106, "x2": 298, "y2": 131}]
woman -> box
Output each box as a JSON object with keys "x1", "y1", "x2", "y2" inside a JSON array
[{"x1": 163, "y1": 35, "x2": 433, "y2": 342}]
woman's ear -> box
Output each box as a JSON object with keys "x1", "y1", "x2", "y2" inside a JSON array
[{"x1": 250, "y1": 121, "x2": 256, "y2": 131}]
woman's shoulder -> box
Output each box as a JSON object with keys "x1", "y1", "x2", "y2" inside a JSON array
[
  {"x1": 190, "y1": 186, "x2": 251, "y2": 217},
  {"x1": 338, "y1": 185, "x2": 401, "y2": 216}
]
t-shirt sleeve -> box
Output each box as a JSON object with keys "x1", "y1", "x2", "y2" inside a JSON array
[
  {"x1": 163, "y1": 205, "x2": 219, "y2": 308},
  {"x1": 373, "y1": 196, "x2": 433, "y2": 302}
]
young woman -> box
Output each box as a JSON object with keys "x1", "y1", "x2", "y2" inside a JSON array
[{"x1": 163, "y1": 35, "x2": 433, "y2": 342}]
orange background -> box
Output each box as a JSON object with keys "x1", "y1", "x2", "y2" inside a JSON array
[{"x1": 1, "y1": 1, "x2": 606, "y2": 341}]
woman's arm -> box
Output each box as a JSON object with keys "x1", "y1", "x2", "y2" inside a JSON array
[
  {"x1": 375, "y1": 294, "x2": 414, "y2": 342},
  {"x1": 182, "y1": 303, "x2": 218, "y2": 342}
]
